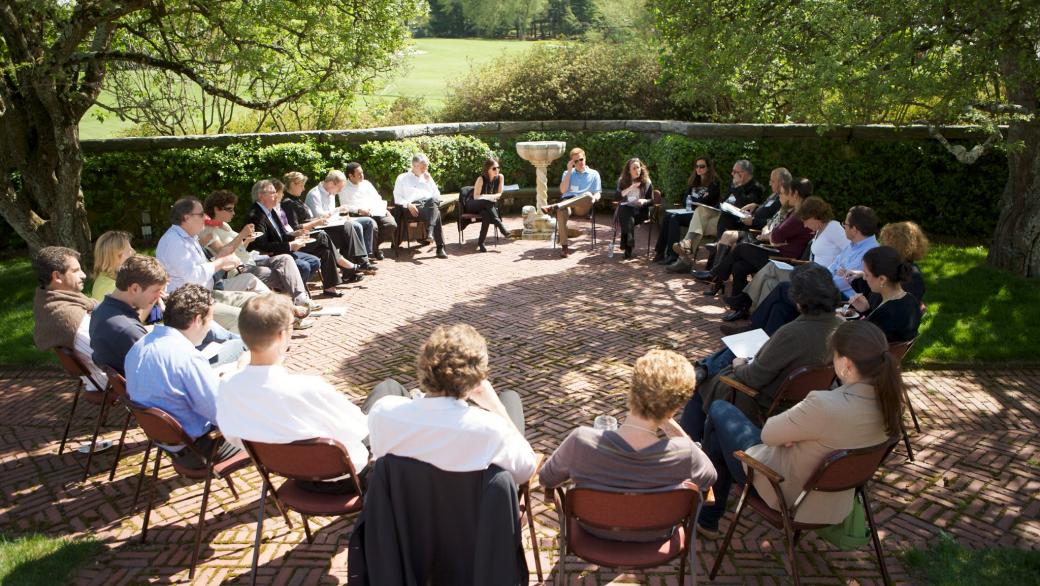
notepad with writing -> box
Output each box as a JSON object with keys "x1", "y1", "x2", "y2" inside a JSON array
[{"x1": 721, "y1": 328, "x2": 770, "y2": 360}]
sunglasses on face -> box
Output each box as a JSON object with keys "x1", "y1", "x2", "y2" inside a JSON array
[
  {"x1": 696, "y1": 164, "x2": 707, "y2": 169},
  {"x1": 574, "y1": 158, "x2": 585, "y2": 162},
  {"x1": 220, "y1": 205, "x2": 235, "y2": 212},
  {"x1": 491, "y1": 166, "x2": 499, "y2": 170}
]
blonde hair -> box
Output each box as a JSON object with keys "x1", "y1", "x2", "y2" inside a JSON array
[
  {"x1": 879, "y1": 221, "x2": 929, "y2": 263},
  {"x1": 569, "y1": 147, "x2": 586, "y2": 159},
  {"x1": 324, "y1": 170, "x2": 346, "y2": 184},
  {"x1": 93, "y1": 231, "x2": 133, "y2": 278},
  {"x1": 628, "y1": 349, "x2": 697, "y2": 421},
  {"x1": 416, "y1": 324, "x2": 489, "y2": 398},
  {"x1": 283, "y1": 171, "x2": 308, "y2": 188}
]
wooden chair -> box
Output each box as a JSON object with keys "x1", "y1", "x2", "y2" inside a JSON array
[
  {"x1": 888, "y1": 338, "x2": 919, "y2": 462},
  {"x1": 609, "y1": 189, "x2": 663, "y2": 257},
  {"x1": 389, "y1": 204, "x2": 429, "y2": 257},
  {"x1": 719, "y1": 364, "x2": 837, "y2": 422},
  {"x1": 242, "y1": 438, "x2": 365, "y2": 586},
  {"x1": 551, "y1": 199, "x2": 598, "y2": 251},
  {"x1": 53, "y1": 347, "x2": 126, "y2": 482},
  {"x1": 709, "y1": 436, "x2": 901, "y2": 586},
  {"x1": 128, "y1": 402, "x2": 251, "y2": 580},
  {"x1": 552, "y1": 482, "x2": 705, "y2": 585},
  {"x1": 456, "y1": 186, "x2": 503, "y2": 249}
]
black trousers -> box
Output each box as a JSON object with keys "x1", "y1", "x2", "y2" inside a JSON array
[
  {"x1": 393, "y1": 198, "x2": 444, "y2": 246},
  {"x1": 654, "y1": 209, "x2": 693, "y2": 259},
  {"x1": 616, "y1": 204, "x2": 647, "y2": 250},
  {"x1": 301, "y1": 230, "x2": 342, "y2": 289},
  {"x1": 711, "y1": 242, "x2": 773, "y2": 295},
  {"x1": 321, "y1": 223, "x2": 369, "y2": 263},
  {"x1": 464, "y1": 198, "x2": 506, "y2": 245}
]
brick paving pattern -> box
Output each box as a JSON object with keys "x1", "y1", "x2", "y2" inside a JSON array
[{"x1": 1, "y1": 216, "x2": 1038, "y2": 585}]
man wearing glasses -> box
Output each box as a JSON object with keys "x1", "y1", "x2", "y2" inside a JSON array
[
  {"x1": 668, "y1": 159, "x2": 764, "y2": 273},
  {"x1": 541, "y1": 147, "x2": 602, "y2": 257}
]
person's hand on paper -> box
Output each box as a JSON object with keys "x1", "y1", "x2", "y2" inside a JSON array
[
  {"x1": 742, "y1": 216, "x2": 754, "y2": 226},
  {"x1": 741, "y1": 202, "x2": 759, "y2": 213}
]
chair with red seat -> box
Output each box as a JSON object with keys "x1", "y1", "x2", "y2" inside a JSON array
[
  {"x1": 719, "y1": 363, "x2": 837, "y2": 423},
  {"x1": 127, "y1": 402, "x2": 251, "y2": 580},
  {"x1": 709, "y1": 435, "x2": 900, "y2": 586},
  {"x1": 96, "y1": 365, "x2": 136, "y2": 481},
  {"x1": 53, "y1": 346, "x2": 127, "y2": 482},
  {"x1": 242, "y1": 437, "x2": 365, "y2": 585},
  {"x1": 552, "y1": 482, "x2": 705, "y2": 585}
]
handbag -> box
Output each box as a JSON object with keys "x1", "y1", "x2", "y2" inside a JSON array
[{"x1": 815, "y1": 492, "x2": 870, "y2": 550}]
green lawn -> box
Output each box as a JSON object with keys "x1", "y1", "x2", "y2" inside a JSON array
[
  {"x1": 79, "y1": 38, "x2": 541, "y2": 139},
  {"x1": 3, "y1": 243, "x2": 1037, "y2": 368},
  {"x1": 903, "y1": 532, "x2": 1040, "y2": 585},
  {"x1": 0, "y1": 533, "x2": 103, "y2": 585}
]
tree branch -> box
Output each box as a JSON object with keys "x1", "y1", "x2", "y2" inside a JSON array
[{"x1": 927, "y1": 124, "x2": 1003, "y2": 165}]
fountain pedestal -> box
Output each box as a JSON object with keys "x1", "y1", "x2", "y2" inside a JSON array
[{"x1": 516, "y1": 141, "x2": 567, "y2": 240}]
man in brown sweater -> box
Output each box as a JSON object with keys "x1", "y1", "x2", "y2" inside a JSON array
[{"x1": 32, "y1": 246, "x2": 106, "y2": 390}]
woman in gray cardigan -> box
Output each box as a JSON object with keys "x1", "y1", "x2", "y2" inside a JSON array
[{"x1": 680, "y1": 263, "x2": 843, "y2": 441}]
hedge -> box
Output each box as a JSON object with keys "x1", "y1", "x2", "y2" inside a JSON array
[{"x1": 70, "y1": 131, "x2": 1005, "y2": 244}]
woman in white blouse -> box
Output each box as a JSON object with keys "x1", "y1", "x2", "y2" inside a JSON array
[{"x1": 743, "y1": 196, "x2": 849, "y2": 311}]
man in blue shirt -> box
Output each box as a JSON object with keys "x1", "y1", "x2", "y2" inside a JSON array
[
  {"x1": 828, "y1": 205, "x2": 880, "y2": 299},
  {"x1": 541, "y1": 147, "x2": 602, "y2": 257},
  {"x1": 125, "y1": 284, "x2": 242, "y2": 470}
]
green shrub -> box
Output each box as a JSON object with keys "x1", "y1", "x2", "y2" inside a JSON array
[
  {"x1": 74, "y1": 130, "x2": 1005, "y2": 243},
  {"x1": 440, "y1": 42, "x2": 687, "y2": 122}
]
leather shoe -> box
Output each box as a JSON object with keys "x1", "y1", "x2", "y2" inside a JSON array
[
  {"x1": 373, "y1": 250, "x2": 384, "y2": 261},
  {"x1": 340, "y1": 269, "x2": 364, "y2": 283},
  {"x1": 724, "y1": 293, "x2": 751, "y2": 311},
  {"x1": 702, "y1": 282, "x2": 724, "y2": 297},
  {"x1": 722, "y1": 308, "x2": 750, "y2": 322},
  {"x1": 559, "y1": 245, "x2": 570, "y2": 258},
  {"x1": 720, "y1": 322, "x2": 754, "y2": 336},
  {"x1": 692, "y1": 270, "x2": 714, "y2": 281},
  {"x1": 436, "y1": 247, "x2": 448, "y2": 259},
  {"x1": 478, "y1": 244, "x2": 488, "y2": 253}
]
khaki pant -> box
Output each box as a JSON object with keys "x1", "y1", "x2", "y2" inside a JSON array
[
  {"x1": 746, "y1": 261, "x2": 793, "y2": 311},
  {"x1": 555, "y1": 194, "x2": 596, "y2": 247},
  {"x1": 681, "y1": 206, "x2": 720, "y2": 257},
  {"x1": 212, "y1": 289, "x2": 257, "y2": 334}
]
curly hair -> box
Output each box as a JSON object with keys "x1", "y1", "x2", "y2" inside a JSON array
[
  {"x1": 879, "y1": 221, "x2": 929, "y2": 263},
  {"x1": 164, "y1": 284, "x2": 213, "y2": 330},
  {"x1": 416, "y1": 324, "x2": 489, "y2": 398},
  {"x1": 203, "y1": 190, "x2": 238, "y2": 218},
  {"x1": 628, "y1": 349, "x2": 697, "y2": 421}
]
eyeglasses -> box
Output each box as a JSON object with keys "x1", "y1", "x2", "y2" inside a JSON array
[
  {"x1": 731, "y1": 170, "x2": 743, "y2": 175},
  {"x1": 696, "y1": 164, "x2": 707, "y2": 169},
  {"x1": 220, "y1": 205, "x2": 235, "y2": 212},
  {"x1": 490, "y1": 166, "x2": 500, "y2": 170},
  {"x1": 575, "y1": 158, "x2": 585, "y2": 162}
]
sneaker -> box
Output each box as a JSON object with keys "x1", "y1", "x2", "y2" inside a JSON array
[
  {"x1": 293, "y1": 318, "x2": 315, "y2": 330},
  {"x1": 666, "y1": 260, "x2": 692, "y2": 273},
  {"x1": 306, "y1": 300, "x2": 323, "y2": 312}
]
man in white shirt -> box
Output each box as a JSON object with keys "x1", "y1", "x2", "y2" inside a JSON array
[
  {"x1": 392, "y1": 153, "x2": 447, "y2": 259},
  {"x1": 340, "y1": 162, "x2": 397, "y2": 261},
  {"x1": 217, "y1": 293, "x2": 370, "y2": 493},
  {"x1": 156, "y1": 197, "x2": 255, "y2": 333},
  {"x1": 304, "y1": 170, "x2": 378, "y2": 262},
  {"x1": 365, "y1": 324, "x2": 536, "y2": 485}
]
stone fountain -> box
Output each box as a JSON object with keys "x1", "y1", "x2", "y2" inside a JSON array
[{"x1": 515, "y1": 140, "x2": 566, "y2": 240}]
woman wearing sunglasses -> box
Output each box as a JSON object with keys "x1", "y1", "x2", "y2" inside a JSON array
[{"x1": 464, "y1": 157, "x2": 510, "y2": 252}]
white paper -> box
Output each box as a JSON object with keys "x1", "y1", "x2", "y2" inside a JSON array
[
  {"x1": 692, "y1": 202, "x2": 721, "y2": 212},
  {"x1": 721, "y1": 328, "x2": 770, "y2": 359},
  {"x1": 721, "y1": 202, "x2": 751, "y2": 219},
  {"x1": 310, "y1": 307, "x2": 346, "y2": 317},
  {"x1": 200, "y1": 341, "x2": 224, "y2": 360},
  {"x1": 503, "y1": 184, "x2": 520, "y2": 192},
  {"x1": 770, "y1": 259, "x2": 794, "y2": 271}
]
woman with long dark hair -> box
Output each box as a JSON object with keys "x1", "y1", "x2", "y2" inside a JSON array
[
  {"x1": 653, "y1": 156, "x2": 721, "y2": 264},
  {"x1": 695, "y1": 320, "x2": 902, "y2": 538},
  {"x1": 464, "y1": 157, "x2": 510, "y2": 252},
  {"x1": 847, "y1": 246, "x2": 922, "y2": 342},
  {"x1": 615, "y1": 158, "x2": 654, "y2": 259}
]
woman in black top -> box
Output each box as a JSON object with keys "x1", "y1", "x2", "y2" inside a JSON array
[
  {"x1": 654, "y1": 156, "x2": 721, "y2": 264},
  {"x1": 274, "y1": 179, "x2": 369, "y2": 281},
  {"x1": 615, "y1": 158, "x2": 654, "y2": 259},
  {"x1": 465, "y1": 157, "x2": 509, "y2": 252},
  {"x1": 848, "y1": 246, "x2": 922, "y2": 342}
]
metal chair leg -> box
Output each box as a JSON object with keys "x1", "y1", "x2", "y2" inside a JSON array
[
  {"x1": 779, "y1": 507, "x2": 801, "y2": 586},
  {"x1": 58, "y1": 381, "x2": 84, "y2": 455},
  {"x1": 522, "y1": 485, "x2": 543, "y2": 583},
  {"x1": 904, "y1": 387, "x2": 921, "y2": 432},
  {"x1": 141, "y1": 448, "x2": 162, "y2": 543},
  {"x1": 189, "y1": 465, "x2": 216, "y2": 580},
  {"x1": 901, "y1": 420, "x2": 915, "y2": 462},
  {"x1": 132, "y1": 441, "x2": 153, "y2": 510},
  {"x1": 250, "y1": 482, "x2": 268, "y2": 586},
  {"x1": 710, "y1": 483, "x2": 750, "y2": 579},
  {"x1": 862, "y1": 486, "x2": 893, "y2": 586},
  {"x1": 108, "y1": 409, "x2": 133, "y2": 481},
  {"x1": 302, "y1": 514, "x2": 313, "y2": 544},
  {"x1": 81, "y1": 393, "x2": 111, "y2": 482}
]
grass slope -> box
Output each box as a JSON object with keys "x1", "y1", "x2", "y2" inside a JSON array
[
  {"x1": 0, "y1": 533, "x2": 103, "y2": 585},
  {"x1": 903, "y1": 532, "x2": 1040, "y2": 585}
]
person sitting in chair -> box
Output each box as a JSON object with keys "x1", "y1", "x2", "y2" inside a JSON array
[
  {"x1": 614, "y1": 158, "x2": 655, "y2": 260},
  {"x1": 338, "y1": 164, "x2": 398, "y2": 260},
  {"x1": 463, "y1": 157, "x2": 510, "y2": 253},
  {"x1": 365, "y1": 324, "x2": 536, "y2": 485},
  {"x1": 392, "y1": 153, "x2": 448, "y2": 259},
  {"x1": 90, "y1": 255, "x2": 168, "y2": 374},
  {"x1": 542, "y1": 147, "x2": 602, "y2": 258}
]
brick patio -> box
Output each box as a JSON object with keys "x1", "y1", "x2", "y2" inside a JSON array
[{"x1": 2, "y1": 216, "x2": 1038, "y2": 585}]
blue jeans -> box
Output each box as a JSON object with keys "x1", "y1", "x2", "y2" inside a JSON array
[
  {"x1": 751, "y1": 281, "x2": 800, "y2": 335},
  {"x1": 292, "y1": 251, "x2": 321, "y2": 283},
  {"x1": 351, "y1": 216, "x2": 378, "y2": 255},
  {"x1": 698, "y1": 401, "x2": 762, "y2": 530},
  {"x1": 679, "y1": 392, "x2": 706, "y2": 442},
  {"x1": 703, "y1": 347, "x2": 735, "y2": 378}
]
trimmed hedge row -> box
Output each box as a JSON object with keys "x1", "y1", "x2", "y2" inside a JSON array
[{"x1": 79, "y1": 131, "x2": 1006, "y2": 241}]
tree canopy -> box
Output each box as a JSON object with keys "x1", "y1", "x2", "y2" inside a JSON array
[
  {"x1": 0, "y1": 0, "x2": 425, "y2": 254},
  {"x1": 648, "y1": 0, "x2": 1040, "y2": 276}
]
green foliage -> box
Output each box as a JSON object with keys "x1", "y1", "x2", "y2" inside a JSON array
[
  {"x1": 902, "y1": 531, "x2": 1040, "y2": 585},
  {"x1": 440, "y1": 42, "x2": 685, "y2": 122},
  {"x1": 0, "y1": 533, "x2": 104, "y2": 585},
  {"x1": 0, "y1": 259, "x2": 47, "y2": 366}
]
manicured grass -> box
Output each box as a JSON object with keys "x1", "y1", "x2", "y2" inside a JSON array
[
  {"x1": 0, "y1": 533, "x2": 104, "y2": 585},
  {"x1": 902, "y1": 532, "x2": 1040, "y2": 585},
  {"x1": 79, "y1": 38, "x2": 542, "y2": 139},
  {"x1": 0, "y1": 258, "x2": 50, "y2": 367},
  {"x1": 912, "y1": 243, "x2": 1040, "y2": 365}
]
